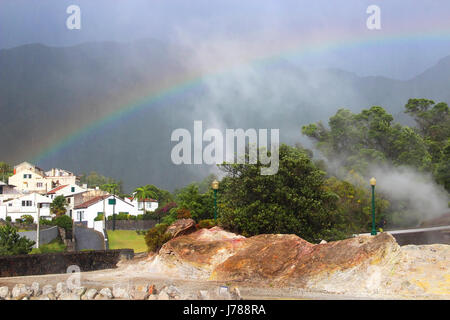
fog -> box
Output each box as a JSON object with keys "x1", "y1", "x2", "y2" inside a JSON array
[{"x1": 370, "y1": 165, "x2": 449, "y2": 222}]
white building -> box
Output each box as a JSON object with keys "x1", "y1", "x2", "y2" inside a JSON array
[
  {"x1": 0, "y1": 181, "x2": 22, "y2": 205},
  {"x1": 46, "y1": 184, "x2": 89, "y2": 218},
  {"x1": 0, "y1": 193, "x2": 52, "y2": 222},
  {"x1": 8, "y1": 162, "x2": 79, "y2": 194},
  {"x1": 73, "y1": 195, "x2": 139, "y2": 228},
  {"x1": 125, "y1": 196, "x2": 158, "y2": 213}
]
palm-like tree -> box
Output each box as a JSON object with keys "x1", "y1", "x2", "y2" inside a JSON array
[
  {"x1": 101, "y1": 183, "x2": 119, "y2": 195},
  {"x1": 134, "y1": 185, "x2": 157, "y2": 213},
  {"x1": 0, "y1": 162, "x2": 13, "y2": 183}
]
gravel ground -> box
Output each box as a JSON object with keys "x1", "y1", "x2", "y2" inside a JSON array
[{"x1": 1, "y1": 245, "x2": 448, "y2": 300}]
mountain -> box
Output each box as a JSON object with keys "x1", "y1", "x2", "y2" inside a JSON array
[{"x1": 1, "y1": 40, "x2": 449, "y2": 191}]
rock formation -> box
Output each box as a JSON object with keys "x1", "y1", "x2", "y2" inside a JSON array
[
  {"x1": 166, "y1": 218, "x2": 197, "y2": 238},
  {"x1": 148, "y1": 225, "x2": 450, "y2": 298}
]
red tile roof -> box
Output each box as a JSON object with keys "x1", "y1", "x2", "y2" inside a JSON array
[
  {"x1": 74, "y1": 195, "x2": 110, "y2": 209},
  {"x1": 47, "y1": 185, "x2": 69, "y2": 194},
  {"x1": 128, "y1": 197, "x2": 157, "y2": 202}
]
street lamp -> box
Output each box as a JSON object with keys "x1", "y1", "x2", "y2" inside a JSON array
[
  {"x1": 370, "y1": 177, "x2": 377, "y2": 236},
  {"x1": 211, "y1": 179, "x2": 219, "y2": 222}
]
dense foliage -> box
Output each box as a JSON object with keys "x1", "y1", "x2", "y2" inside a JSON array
[
  {"x1": 20, "y1": 215, "x2": 34, "y2": 224},
  {"x1": 79, "y1": 171, "x2": 124, "y2": 194},
  {"x1": 0, "y1": 162, "x2": 13, "y2": 183},
  {"x1": 0, "y1": 224, "x2": 35, "y2": 255},
  {"x1": 54, "y1": 215, "x2": 73, "y2": 232},
  {"x1": 144, "y1": 223, "x2": 172, "y2": 252},
  {"x1": 302, "y1": 99, "x2": 449, "y2": 191},
  {"x1": 50, "y1": 195, "x2": 67, "y2": 216},
  {"x1": 218, "y1": 144, "x2": 341, "y2": 241}
]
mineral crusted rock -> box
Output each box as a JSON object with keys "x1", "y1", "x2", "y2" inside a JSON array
[
  {"x1": 166, "y1": 218, "x2": 196, "y2": 238},
  {"x1": 12, "y1": 284, "x2": 30, "y2": 299},
  {"x1": 42, "y1": 285, "x2": 54, "y2": 296},
  {"x1": 0, "y1": 286, "x2": 9, "y2": 299},
  {"x1": 149, "y1": 224, "x2": 450, "y2": 297},
  {"x1": 112, "y1": 284, "x2": 131, "y2": 299},
  {"x1": 30, "y1": 282, "x2": 41, "y2": 297},
  {"x1": 83, "y1": 288, "x2": 98, "y2": 300},
  {"x1": 99, "y1": 288, "x2": 113, "y2": 299}
]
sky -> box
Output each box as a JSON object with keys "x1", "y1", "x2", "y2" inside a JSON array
[
  {"x1": 1, "y1": 0, "x2": 450, "y2": 79},
  {"x1": 1, "y1": 1, "x2": 450, "y2": 192}
]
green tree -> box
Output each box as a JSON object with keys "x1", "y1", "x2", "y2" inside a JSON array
[
  {"x1": 302, "y1": 105, "x2": 432, "y2": 174},
  {"x1": 134, "y1": 185, "x2": 158, "y2": 213},
  {"x1": 404, "y1": 99, "x2": 450, "y2": 190},
  {"x1": 79, "y1": 171, "x2": 123, "y2": 193},
  {"x1": 174, "y1": 184, "x2": 214, "y2": 222},
  {"x1": 0, "y1": 224, "x2": 35, "y2": 255},
  {"x1": 50, "y1": 195, "x2": 67, "y2": 216},
  {"x1": 218, "y1": 144, "x2": 341, "y2": 242},
  {"x1": 54, "y1": 215, "x2": 73, "y2": 232},
  {"x1": 144, "y1": 223, "x2": 172, "y2": 253},
  {"x1": 100, "y1": 183, "x2": 119, "y2": 194},
  {"x1": 0, "y1": 162, "x2": 13, "y2": 183},
  {"x1": 140, "y1": 185, "x2": 174, "y2": 206}
]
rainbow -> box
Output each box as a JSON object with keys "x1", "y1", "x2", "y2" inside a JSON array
[{"x1": 31, "y1": 26, "x2": 450, "y2": 164}]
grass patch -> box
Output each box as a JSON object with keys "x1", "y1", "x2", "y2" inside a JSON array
[
  {"x1": 107, "y1": 230, "x2": 147, "y2": 253},
  {"x1": 30, "y1": 238, "x2": 67, "y2": 254}
]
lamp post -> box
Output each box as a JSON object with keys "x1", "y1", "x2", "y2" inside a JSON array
[
  {"x1": 211, "y1": 179, "x2": 219, "y2": 222},
  {"x1": 370, "y1": 177, "x2": 377, "y2": 236}
]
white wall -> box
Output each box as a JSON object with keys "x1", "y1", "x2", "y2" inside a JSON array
[
  {"x1": 0, "y1": 206, "x2": 6, "y2": 220},
  {"x1": 75, "y1": 196, "x2": 138, "y2": 228},
  {"x1": 94, "y1": 220, "x2": 105, "y2": 236}
]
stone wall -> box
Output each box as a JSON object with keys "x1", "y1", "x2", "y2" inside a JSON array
[
  {"x1": 7, "y1": 222, "x2": 53, "y2": 230},
  {"x1": 0, "y1": 249, "x2": 134, "y2": 278},
  {"x1": 106, "y1": 219, "x2": 157, "y2": 230},
  {"x1": 18, "y1": 226, "x2": 59, "y2": 248}
]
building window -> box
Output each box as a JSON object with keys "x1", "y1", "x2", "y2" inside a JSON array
[
  {"x1": 71, "y1": 187, "x2": 75, "y2": 192},
  {"x1": 37, "y1": 183, "x2": 43, "y2": 188},
  {"x1": 23, "y1": 174, "x2": 32, "y2": 179},
  {"x1": 77, "y1": 211, "x2": 84, "y2": 221},
  {"x1": 21, "y1": 200, "x2": 32, "y2": 207},
  {"x1": 67, "y1": 198, "x2": 71, "y2": 204}
]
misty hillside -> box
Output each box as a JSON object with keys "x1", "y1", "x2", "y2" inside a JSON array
[{"x1": 1, "y1": 40, "x2": 449, "y2": 191}]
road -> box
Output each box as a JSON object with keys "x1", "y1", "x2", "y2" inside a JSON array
[
  {"x1": 359, "y1": 225, "x2": 450, "y2": 236},
  {"x1": 74, "y1": 224, "x2": 104, "y2": 251}
]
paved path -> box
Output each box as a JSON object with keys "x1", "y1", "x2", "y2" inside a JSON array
[
  {"x1": 359, "y1": 225, "x2": 450, "y2": 236},
  {"x1": 74, "y1": 225, "x2": 104, "y2": 251}
]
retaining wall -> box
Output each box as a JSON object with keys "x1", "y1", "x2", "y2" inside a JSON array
[
  {"x1": 18, "y1": 226, "x2": 59, "y2": 248},
  {"x1": 0, "y1": 249, "x2": 134, "y2": 277},
  {"x1": 106, "y1": 219, "x2": 157, "y2": 230}
]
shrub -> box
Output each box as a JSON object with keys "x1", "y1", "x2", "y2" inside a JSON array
[
  {"x1": 144, "y1": 223, "x2": 172, "y2": 253},
  {"x1": 108, "y1": 213, "x2": 126, "y2": 221},
  {"x1": 5, "y1": 216, "x2": 11, "y2": 223},
  {"x1": 117, "y1": 212, "x2": 129, "y2": 220},
  {"x1": 40, "y1": 218, "x2": 55, "y2": 226},
  {"x1": 94, "y1": 214, "x2": 104, "y2": 221},
  {"x1": 142, "y1": 213, "x2": 155, "y2": 220},
  {"x1": 0, "y1": 224, "x2": 35, "y2": 255},
  {"x1": 54, "y1": 215, "x2": 73, "y2": 232},
  {"x1": 198, "y1": 219, "x2": 217, "y2": 229},
  {"x1": 15, "y1": 219, "x2": 22, "y2": 223},
  {"x1": 176, "y1": 208, "x2": 191, "y2": 219},
  {"x1": 128, "y1": 215, "x2": 137, "y2": 220},
  {"x1": 136, "y1": 214, "x2": 144, "y2": 220},
  {"x1": 21, "y1": 215, "x2": 34, "y2": 224}
]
